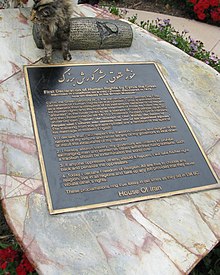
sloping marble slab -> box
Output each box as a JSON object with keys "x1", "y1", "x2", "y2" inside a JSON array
[{"x1": 0, "y1": 4, "x2": 220, "y2": 275}]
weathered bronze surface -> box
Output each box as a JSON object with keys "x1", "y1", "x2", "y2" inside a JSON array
[{"x1": 24, "y1": 63, "x2": 218, "y2": 214}]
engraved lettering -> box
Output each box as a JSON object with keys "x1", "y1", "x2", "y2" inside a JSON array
[{"x1": 25, "y1": 63, "x2": 217, "y2": 213}]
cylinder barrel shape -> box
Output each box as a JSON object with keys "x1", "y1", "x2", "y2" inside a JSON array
[{"x1": 33, "y1": 17, "x2": 133, "y2": 50}]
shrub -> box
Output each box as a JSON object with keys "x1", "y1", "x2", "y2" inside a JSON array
[
  {"x1": 0, "y1": 242, "x2": 36, "y2": 275},
  {"x1": 140, "y1": 17, "x2": 220, "y2": 72},
  {"x1": 111, "y1": 9, "x2": 220, "y2": 73}
]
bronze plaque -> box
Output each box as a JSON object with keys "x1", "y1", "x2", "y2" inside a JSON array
[{"x1": 24, "y1": 62, "x2": 218, "y2": 214}]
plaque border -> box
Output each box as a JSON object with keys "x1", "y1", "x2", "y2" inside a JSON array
[{"x1": 24, "y1": 62, "x2": 219, "y2": 214}]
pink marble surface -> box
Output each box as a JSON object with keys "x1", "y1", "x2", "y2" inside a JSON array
[{"x1": 0, "y1": 4, "x2": 220, "y2": 275}]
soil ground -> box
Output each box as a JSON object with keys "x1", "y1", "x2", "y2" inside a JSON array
[
  {"x1": 0, "y1": 203, "x2": 14, "y2": 246},
  {"x1": 103, "y1": 0, "x2": 192, "y2": 18}
]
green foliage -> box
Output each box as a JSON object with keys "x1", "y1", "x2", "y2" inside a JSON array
[
  {"x1": 106, "y1": 4, "x2": 219, "y2": 73},
  {"x1": 128, "y1": 14, "x2": 138, "y2": 24},
  {"x1": 141, "y1": 18, "x2": 220, "y2": 72},
  {"x1": 109, "y1": 5, "x2": 120, "y2": 16},
  {"x1": 190, "y1": 244, "x2": 220, "y2": 275},
  {"x1": 0, "y1": 241, "x2": 37, "y2": 275},
  {"x1": 101, "y1": 1, "x2": 128, "y2": 17}
]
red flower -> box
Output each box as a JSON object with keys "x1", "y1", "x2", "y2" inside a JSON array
[
  {"x1": 194, "y1": 4, "x2": 205, "y2": 14},
  {"x1": 197, "y1": 11, "x2": 207, "y2": 19},
  {"x1": 0, "y1": 247, "x2": 18, "y2": 273},
  {"x1": 16, "y1": 264, "x2": 27, "y2": 275},
  {"x1": 198, "y1": 0, "x2": 210, "y2": 10},
  {"x1": 211, "y1": 8, "x2": 220, "y2": 21},
  {"x1": 0, "y1": 246, "x2": 35, "y2": 274},
  {"x1": 188, "y1": 0, "x2": 198, "y2": 4},
  {"x1": 21, "y1": 255, "x2": 35, "y2": 272},
  {"x1": 16, "y1": 254, "x2": 35, "y2": 274},
  {"x1": 0, "y1": 261, "x2": 7, "y2": 270},
  {"x1": 210, "y1": 0, "x2": 219, "y2": 7},
  {"x1": 0, "y1": 247, "x2": 18, "y2": 262},
  {"x1": 193, "y1": 0, "x2": 212, "y2": 21}
]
